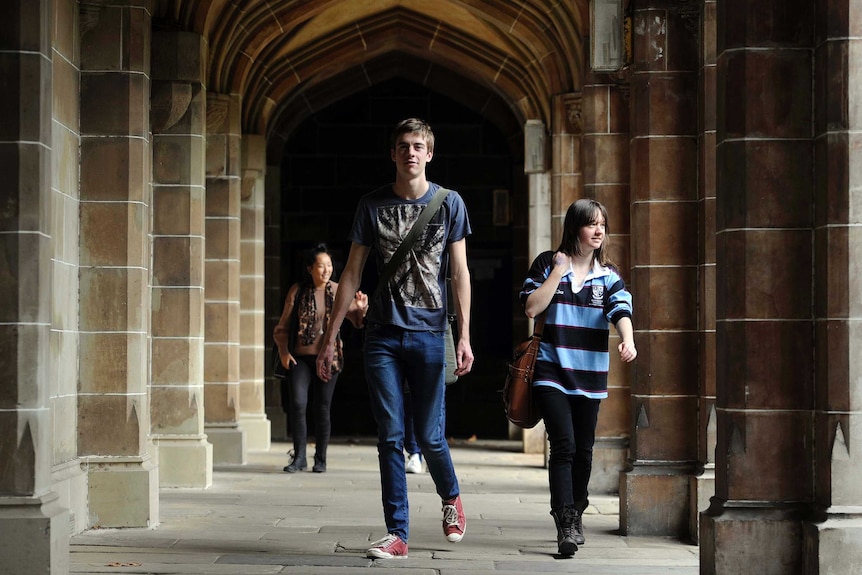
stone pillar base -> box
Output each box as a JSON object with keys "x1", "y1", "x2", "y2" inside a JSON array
[
  {"x1": 0, "y1": 492, "x2": 69, "y2": 575},
  {"x1": 588, "y1": 438, "x2": 629, "y2": 494},
  {"x1": 87, "y1": 456, "x2": 159, "y2": 528},
  {"x1": 266, "y1": 407, "x2": 288, "y2": 442},
  {"x1": 239, "y1": 413, "x2": 272, "y2": 452},
  {"x1": 700, "y1": 501, "x2": 804, "y2": 575},
  {"x1": 803, "y1": 513, "x2": 862, "y2": 574},
  {"x1": 52, "y1": 457, "x2": 89, "y2": 534},
  {"x1": 620, "y1": 465, "x2": 690, "y2": 536},
  {"x1": 689, "y1": 468, "x2": 715, "y2": 544},
  {"x1": 523, "y1": 420, "x2": 546, "y2": 454},
  {"x1": 206, "y1": 425, "x2": 247, "y2": 465},
  {"x1": 156, "y1": 437, "x2": 213, "y2": 488}
]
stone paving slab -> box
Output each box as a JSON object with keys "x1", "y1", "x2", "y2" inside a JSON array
[{"x1": 70, "y1": 439, "x2": 699, "y2": 574}]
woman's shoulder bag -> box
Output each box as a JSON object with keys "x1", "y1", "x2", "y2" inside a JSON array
[{"x1": 502, "y1": 313, "x2": 545, "y2": 428}]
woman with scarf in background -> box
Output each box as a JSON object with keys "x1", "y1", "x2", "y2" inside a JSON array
[{"x1": 274, "y1": 243, "x2": 367, "y2": 473}]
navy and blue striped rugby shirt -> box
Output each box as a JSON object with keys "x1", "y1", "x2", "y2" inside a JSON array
[{"x1": 519, "y1": 250, "x2": 633, "y2": 399}]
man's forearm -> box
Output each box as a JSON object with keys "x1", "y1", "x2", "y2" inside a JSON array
[
  {"x1": 322, "y1": 243, "x2": 369, "y2": 345},
  {"x1": 451, "y1": 272, "x2": 471, "y2": 341},
  {"x1": 323, "y1": 269, "x2": 360, "y2": 345}
]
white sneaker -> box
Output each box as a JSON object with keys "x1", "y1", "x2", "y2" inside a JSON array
[{"x1": 405, "y1": 453, "x2": 422, "y2": 474}]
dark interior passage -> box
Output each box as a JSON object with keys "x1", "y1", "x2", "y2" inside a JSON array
[{"x1": 278, "y1": 78, "x2": 520, "y2": 439}]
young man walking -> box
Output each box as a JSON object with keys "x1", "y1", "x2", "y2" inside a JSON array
[{"x1": 317, "y1": 118, "x2": 474, "y2": 559}]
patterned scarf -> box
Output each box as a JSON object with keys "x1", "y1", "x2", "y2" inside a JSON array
[{"x1": 295, "y1": 281, "x2": 342, "y2": 373}]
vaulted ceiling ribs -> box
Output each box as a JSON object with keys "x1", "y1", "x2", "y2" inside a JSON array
[{"x1": 151, "y1": 0, "x2": 586, "y2": 136}]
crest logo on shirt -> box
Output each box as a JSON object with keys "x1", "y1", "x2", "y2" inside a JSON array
[{"x1": 589, "y1": 285, "x2": 604, "y2": 306}]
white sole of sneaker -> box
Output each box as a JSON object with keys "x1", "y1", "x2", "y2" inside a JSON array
[
  {"x1": 367, "y1": 550, "x2": 407, "y2": 559},
  {"x1": 446, "y1": 532, "x2": 464, "y2": 543}
]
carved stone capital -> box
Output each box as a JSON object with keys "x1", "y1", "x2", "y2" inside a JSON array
[{"x1": 151, "y1": 81, "x2": 192, "y2": 133}]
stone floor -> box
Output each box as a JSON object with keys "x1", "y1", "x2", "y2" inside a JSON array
[{"x1": 70, "y1": 439, "x2": 700, "y2": 574}]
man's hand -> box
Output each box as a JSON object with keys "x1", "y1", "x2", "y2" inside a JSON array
[
  {"x1": 316, "y1": 341, "x2": 336, "y2": 381},
  {"x1": 453, "y1": 339, "x2": 474, "y2": 376}
]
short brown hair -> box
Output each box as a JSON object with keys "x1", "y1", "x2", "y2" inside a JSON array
[{"x1": 390, "y1": 118, "x2": 435, "y2": 153}]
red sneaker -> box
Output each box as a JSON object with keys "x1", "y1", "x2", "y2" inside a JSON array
[
  {"x1": 442, "y1": 495, "x2": 466, "y2": 542},
  {"x1": 366, "y1": 533, "x2": 408, "y2": 559}
]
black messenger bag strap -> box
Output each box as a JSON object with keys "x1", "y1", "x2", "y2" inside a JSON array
[{"x1": 371, "y1": 187, "x2": 451, "y2": 304}]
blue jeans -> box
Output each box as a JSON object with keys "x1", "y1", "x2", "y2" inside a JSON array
[
  {"x1": 403, "y1": 384, "x2": 446, "y2": 457},
  {"x1": 403, "y1": 384, "x2": 420, "y2": 456},
  {"x1": 364, "y1": 323, "x2": 459, "y2": 542}
]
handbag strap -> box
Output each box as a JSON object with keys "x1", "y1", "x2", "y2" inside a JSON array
[
  {"x1": 372, "y1": 187, "x2": 451, "y2": 304},
  {"x1": 532, "y1": 312, "x2": 546, "y2": 338}
]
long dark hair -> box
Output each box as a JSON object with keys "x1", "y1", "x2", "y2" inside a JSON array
[{"x1": 557, "y1": 198, "x2": 615, "y2": 268}]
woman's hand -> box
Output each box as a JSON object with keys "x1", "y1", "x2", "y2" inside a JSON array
[
  {"x1": 354, "y1": 290, "x2": 368, "y2": 315},
  {"x1": 282, "y1": 351, "x2": 297, "y2": 370},
  {"x1": 551, "y1": 251, "x2": 571, "y2": 278},
  {"x1": 618, "y1": 340, "x2": 637, "y2": 363},
  {"x1": 524, "y1": 252, "x2": 570, "y2": 318},
  {"x1": 346, "y1": 290, "x2": 369, "y2": 329}
]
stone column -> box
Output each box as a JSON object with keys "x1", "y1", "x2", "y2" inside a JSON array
[
  {"x1": 239, "y1": 135, "x2": 270, "y2": 451},
  {"x1": 700, "y1": 1, "x2": 815, "y2": 572},
  {"x1": 691, "y1": 0, "x2": 718, "y2": 544},
  {"x1": 264, "y1": 161, "x2": 287, "y2": 440},
  {"x1": 52, "y1": 0, "x2": 89, "y2": 538},
  {"x1": 620, "y1": 2, "x2": 700, "y2": 537},
  {"x1": 77, "y1": 0, "x2": 158, "y2": 527},
  {"x1": 0, "y1": 1, "x2": 71, "y2": 573},
  {"x1": 204, "y1": 93, "x2": 246, "y2": 464},
  {"x1": 522, "y1": 119, "x2": 550, "y2": 454},
  {"x1": 805, "y1": 1, "x2": 862, "y2": 572},
  {"x1": 578, "y1": 76, "x2": 633, "y2": 494},
  {"x1": 150, "y1": 31, "x2": 212, "y2": 488}
]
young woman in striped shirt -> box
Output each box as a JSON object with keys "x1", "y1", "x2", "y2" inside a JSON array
[{"x1": 520, "y1": 198, "x2": 637, "y2": 556}]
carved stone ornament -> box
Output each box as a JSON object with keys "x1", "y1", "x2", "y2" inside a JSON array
[
  {"x1": 617, "y1": 83, "x2": 631, "y2": 104},
  {"x1": 151, "y1": 81, "x2": 193, "y2": 133},
  {"x1": 241, "y1": 173, "x2": 256, "y2": 200},
  {"x1": 674, "y1": 0, "x2": 701, "y2": 38},
  {"x1": 79, "y1": 5, "x2": 100, "y2": 39},
  {"x1": 207, "y1": 96, "x2": 230, "y2": 133},
  {"x1": 562, "y1": 93, "x2": 583, "y2": 134}
]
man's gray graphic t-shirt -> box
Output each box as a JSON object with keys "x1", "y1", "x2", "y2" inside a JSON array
[{"x1": 349, "y1": 182, "x2": 471, "y2": 331}]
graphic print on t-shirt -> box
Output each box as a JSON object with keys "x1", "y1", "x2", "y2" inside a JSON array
[{"x1": 377, "y1": 204, "x2": 444, "y2": 309}]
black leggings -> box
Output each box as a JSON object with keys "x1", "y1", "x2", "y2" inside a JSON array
[
  {"x1": 534, "y1": 386, "x2": 600, "y2": 513},
  {"x1": 289, "y1": 355, "x2": 338, "y2": 463}
]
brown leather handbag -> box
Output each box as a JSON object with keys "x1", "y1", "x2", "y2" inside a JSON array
[{"x1": 502, "y1": 314, "x2": 545, "y2": 428}]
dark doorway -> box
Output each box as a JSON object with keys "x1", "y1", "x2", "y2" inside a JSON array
[{"x1": 279, "y1": 78, "x2": 519, "y2": 440}]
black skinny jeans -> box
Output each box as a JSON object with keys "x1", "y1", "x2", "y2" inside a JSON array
[
  {"x1": 289, "y1": 355, "x2": 338, "y2": 463},
  {"x1": 534, "y1": 386, "x2": 601, "y2": 513}
]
